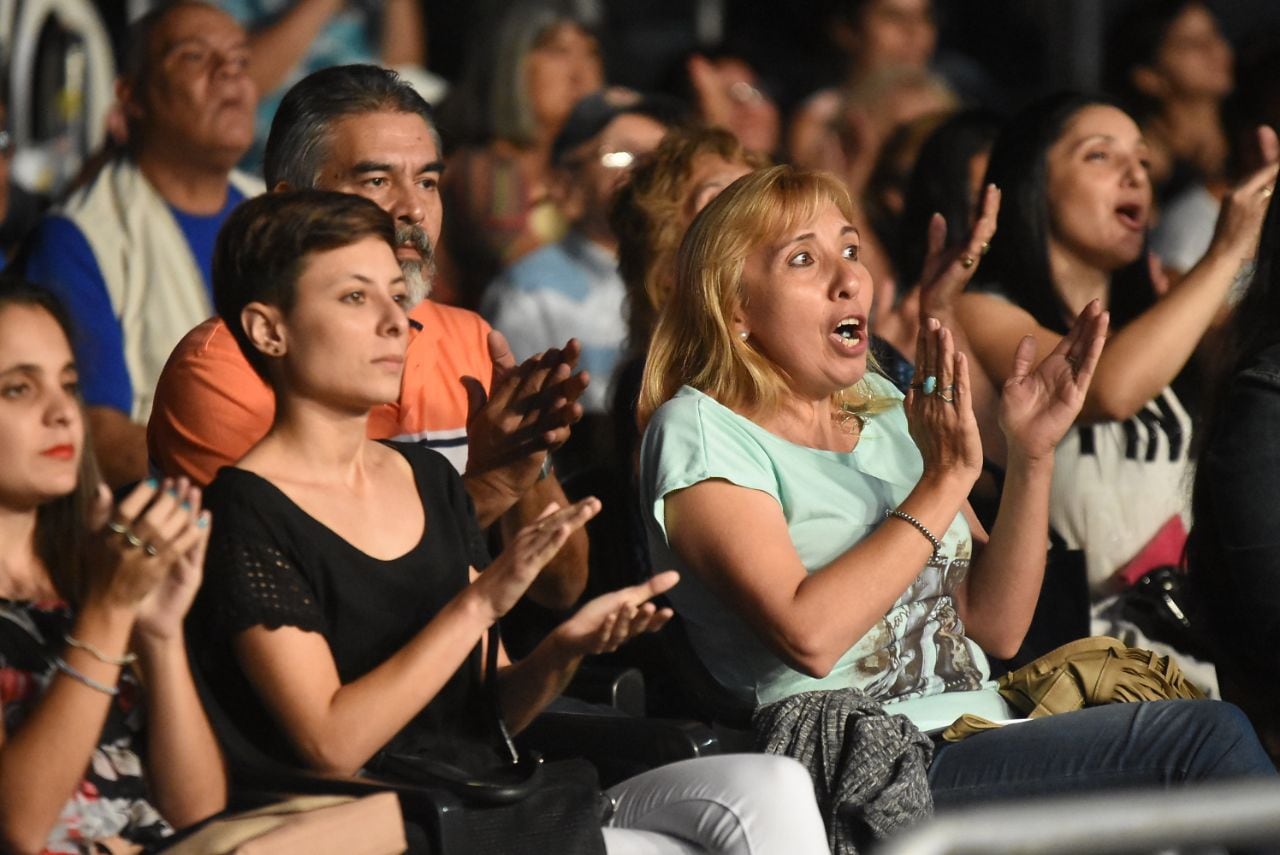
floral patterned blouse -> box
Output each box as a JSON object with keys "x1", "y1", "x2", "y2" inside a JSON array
[{"x1": 0, "y1": 600, "x2": 170, "y2": 854}]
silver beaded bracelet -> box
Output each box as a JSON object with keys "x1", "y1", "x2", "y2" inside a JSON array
[
  {"x1": 52, "y1": 656, "x2": 121, "y2": 696},
  {"x1": 885, "y1": 508, "x2": 942, "y2": 558},
  {"x1": 64, "y1": 633, "x2": 137, "y2": 666}
]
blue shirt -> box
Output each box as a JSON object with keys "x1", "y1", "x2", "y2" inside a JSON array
[
  {"x1": 482, "y1": 232, "x2": 626, "y2": 414},
  {"x1": 21, "y1": 187, "x2": 245, "y2": 413}
]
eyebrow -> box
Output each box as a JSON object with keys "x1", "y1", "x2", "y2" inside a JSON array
[
  {"x1": 164, "y1": 35, "x2": 249, "y2": 55},
  {"x1": 773, "y1": 225, "x2": 860, "y2": 258},
  {"x1": 0, "y1": 361, "x2": 76, "y2": 377},
  {"x1": 352, "y1": 160, "x2": 445, "y2": 175},
  {"x1": 1072, "y1": 134, "x2": 1150, "y2": 152}
]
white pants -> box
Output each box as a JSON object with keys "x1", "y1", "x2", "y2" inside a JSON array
[{"x1": 600, "y1": 754, "x2": 830, "y2": 854}]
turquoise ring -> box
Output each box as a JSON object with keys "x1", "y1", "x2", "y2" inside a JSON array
[{"x1": 922, "y1": 375, "x2": 938, "y2": 396}]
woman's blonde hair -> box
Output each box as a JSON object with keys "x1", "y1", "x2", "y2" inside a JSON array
[{"x1": 638, "y1": 165, "x2": 892, "y2": 428}]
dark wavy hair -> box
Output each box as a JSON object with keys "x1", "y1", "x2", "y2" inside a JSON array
[
  {"x1": 1188, "y1": 188, "x2": 1280, "y2": 586},
  {"x1": 895, "y1": 109, "x2": 1002, "y2": 290},
  {"x1": 0, "y1": 277, "x2": 101, "y2": 605},
  {"x1": 973, "y1": 91, "x2": 1156, "y2": 334}
]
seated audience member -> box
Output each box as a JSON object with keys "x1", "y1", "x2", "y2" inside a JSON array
[
  {"x1": 0, "y1": 93, "x2": 13, "y2": 269},
  {"x1": 17, "y1": 1, "x2": 261, "y2": 488},
  {"x1": 436, "y1": 1, "x2": 604, "y2": 308},
  {"x1": 1105, "y1": 0, "x2": 1234, "y2": 200},
  {"x1": 147, "y1": 64, "x2": 587, "y2": 609},
  {"x1": 213, "y1": 0, "x2": 427, "y2": 172},
  {"x1": 483, "y1": 89, "x2": 675, "y2": 416},
  {"x1": 638, "y1": 166, "x2": 1277, "y2": 847},
  {"x1": 682, "y1": 49, "x2": 781, "y2": 159},
  {"x1": 0, "y1": 280, "x2": 225, "y2": 854},
  {"x1": 613, "y1": 126, "x2": 764, "y2": 363},
  {"x1": 953, "y1": 95, "x2": 1278, "y2": 663},
  {"x1": 788, "y1": 0, "x2": 939, "y2": 174},
  {"x1": 1189, "y1": 187, "x2": 1280, "y2": 761},
  {"x1": 191, "y1": 190, "x2": 831, "y2": 854}
]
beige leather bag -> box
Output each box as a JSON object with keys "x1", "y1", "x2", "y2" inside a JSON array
[{"x1": 942, "y1": 636, "x2": 1206, "y2": 741}]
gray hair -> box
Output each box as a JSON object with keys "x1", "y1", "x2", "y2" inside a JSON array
[{"x1": 263, "y1": 64, "x2": 441, "y2": 189}]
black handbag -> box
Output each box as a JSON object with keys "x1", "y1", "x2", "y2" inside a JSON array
[{"x1": 366, "y1": 625, "x2": 610, "y2": 855}]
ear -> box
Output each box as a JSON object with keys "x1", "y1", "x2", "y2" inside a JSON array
[
  {"x1": 548, "y1": 165, "x2": 584, "y2": 220},
  {"x1": 241, "y1": 302, "x2": 288, "y2": 358},
  {"x1": 1131, "y1": 65, "x2": 1167, "y2": 100},
  {"x1": 115, "y1": 74, "x2": 145, "y2": 124}
]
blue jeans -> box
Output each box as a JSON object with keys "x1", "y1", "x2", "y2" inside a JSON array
[{"x1": 929, "y1": 699, "x2": 1275, "y2": 807}]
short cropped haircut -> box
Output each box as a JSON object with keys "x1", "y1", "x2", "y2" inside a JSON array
[
  {"x1": 212, "y1": 191, "x2": 397, "y2": 380},
  {"x1": 264, "y1": 64, "x2": 440, "y2": 190}
]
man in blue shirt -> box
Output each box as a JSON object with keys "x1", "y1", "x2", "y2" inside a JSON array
[
  {"x1": 20, "y1": 1, "x2": 261, "y2": 486},
  {"x1": 483, "y1": 90, "x2": 674, "y2": 415}
]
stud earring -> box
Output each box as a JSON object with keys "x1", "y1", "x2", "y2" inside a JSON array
[{"x1": 738, "y1": 330, "x2": 749, "y2": 341}]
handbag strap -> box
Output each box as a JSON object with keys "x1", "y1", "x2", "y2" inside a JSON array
[{"x1": 486, "y1": 622, "x2": 521, "y2": 765}]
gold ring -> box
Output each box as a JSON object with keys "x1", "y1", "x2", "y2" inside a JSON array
[
  {"x1": 960, "y1": 254, "x2": 976, "y2": 269},
  {"x1": 979, "y1": 241, "x2": 991, "y2": 256},
  {"x1": 1263, "y1": 185, "x2": 1275, "y2": 199}
]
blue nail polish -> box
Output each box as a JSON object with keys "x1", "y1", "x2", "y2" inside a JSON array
[
  {"x1": 144, "y1": 477, "x2": 158, "y2": 489},
  {"x1": 197, "y1": 515, "x2": 210, "y2": 528},
  {"x1": 181, "y1": 501, "x2": 192, "y2": 511}
]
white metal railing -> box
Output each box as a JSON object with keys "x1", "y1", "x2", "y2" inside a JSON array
[{"x1": 876, "y1": 779, "x2": 1280, "y2": 854}]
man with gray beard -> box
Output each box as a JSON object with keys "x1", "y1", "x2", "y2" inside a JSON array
[{"x1": 148, "y1": 65, "x2": 589, "y2": 609}]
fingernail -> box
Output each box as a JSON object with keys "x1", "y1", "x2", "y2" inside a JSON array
[
  {"x1": 197, "y1": 512, "x2": 210, "y2": 528},
  {"x1": 181, "y1": 501, "x2": 192, "y2": 511},
  {"x1": 144, "y1": 477, "x2": 158, "y2": 489}
]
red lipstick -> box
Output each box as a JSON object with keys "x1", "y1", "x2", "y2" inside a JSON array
[{"x1": 40, "y1": 444, "x2": 75, "y2": 460}]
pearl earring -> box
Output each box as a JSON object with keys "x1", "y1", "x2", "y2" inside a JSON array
[{"x1": 738, "y1": 330, "x2": 749, "y2": 341}]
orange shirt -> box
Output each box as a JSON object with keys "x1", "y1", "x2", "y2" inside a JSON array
[{"x1": 147, "y1": 301, "x2": 493, "y2": 485}]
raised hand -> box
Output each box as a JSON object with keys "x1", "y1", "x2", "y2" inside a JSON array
[
  {"x1": 998, "y1": 300, "x2": 1109, "y2": 461},
  {"x1": 905, "y1": 318, "x2": 983, "y2": 490},
  {"x1": 472, "y1": 498, "x2": 601, "y2": 620},
  {"x1": 552, "y1": 571, "x2": 679, "y2": 657},
  {"x1": 918, "y1": 183, "x2": 1001, "y2": 324},
  {"x1": 132, "y1": 480, "x2": 211, "y2": 644},
  {"x1": 1206, "y1": 126, "x2": 1279, "y2": 265},
  {"x1": 463, "y1": 332, "x2": 588, "y2": 482}
]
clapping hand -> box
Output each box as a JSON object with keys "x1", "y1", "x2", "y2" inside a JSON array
[
  {"x1": 917, "y1": 184, "x2": 1001, "y2": 326},
  {"x1": 84, "y1": 478, "x2": 211, "y2": 643},
  {"x1": 998, "y1": 300, "x2": 1109, "y2": 461},
  {"x1": 906, "y1": 319, "x2": 984, "y2": 491},
  {"x1": 553, "y1": 571, "x2": 679, "y2": 657},
  {"x1": 474, "y1": 498, "x2": 601, "y2": 620},
  {"x1": 463, "y1": 332, "x2": 588, "y2": 503}
]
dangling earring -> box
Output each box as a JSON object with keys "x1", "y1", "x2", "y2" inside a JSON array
[{"x1": 738, "y1": 330, "x2": 749, "y2": 341}]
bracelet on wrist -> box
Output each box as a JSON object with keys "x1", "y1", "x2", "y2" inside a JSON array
[
  {"x1": 64, "y1": 633, "x2": 137, "y2": 666},
  {"x1": 52, "y1": 656, "x2": 121, "y2": 696},
  {"x1": 884, "y1": 508, "x2": 942, "y2": 558}
]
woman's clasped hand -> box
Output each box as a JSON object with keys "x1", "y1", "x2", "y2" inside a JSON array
[{"x1": 86, "y1": 478, "x2": 211, "y2": 641}]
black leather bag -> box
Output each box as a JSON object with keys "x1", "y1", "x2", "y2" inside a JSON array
[{"x1": 366, "y1": 626, "x2": 609, "y2": 855}]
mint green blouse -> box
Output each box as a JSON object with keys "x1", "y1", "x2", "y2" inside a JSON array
[{"x1": 641, "y1": 376, "x2": 992, "y2": 709}]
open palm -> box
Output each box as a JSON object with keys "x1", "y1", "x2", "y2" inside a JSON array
[{"x1": 999, "y1": 301, "x2": 1109, "y2": 460}]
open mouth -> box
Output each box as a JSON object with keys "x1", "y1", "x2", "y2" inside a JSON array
[
  {"x1": 831, "y1": 316, "x2": 865, "y2": 350},
  {"x1": 1115, "y1": 203, "x2": 1146, "y2": 231}
]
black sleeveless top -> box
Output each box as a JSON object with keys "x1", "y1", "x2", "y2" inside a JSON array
[{"x1": 192, "y1": 442, "x2": 503, "y2": 771}]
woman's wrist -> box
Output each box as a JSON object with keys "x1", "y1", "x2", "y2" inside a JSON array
[{"x1": 73, "y1": 600, "x2": 138, "y2": 653}]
